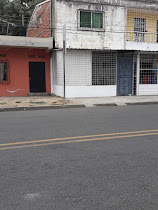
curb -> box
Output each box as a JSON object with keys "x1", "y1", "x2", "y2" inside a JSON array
[
  {"x1": 126, "y1": 102, "x2": 158, "y2": 106},
  {"x1": 0, "y1": 102, "x2": 158, "y2": 112},
  {"x1": 0, "y1": 104, "x2": 86, "y2": 112},
  {"x1": 94, "y1": 103, "x2": 116, "y2": 107},
  {"x1": 94, "y1": 102, "x2": 158, "y2": 107}
]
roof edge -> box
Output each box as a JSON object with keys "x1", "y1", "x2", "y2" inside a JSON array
[{"x1": 0, "y1": 36, "x2": 53, "y2": 50}]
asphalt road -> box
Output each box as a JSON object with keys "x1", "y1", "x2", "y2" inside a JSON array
[{"x1": 0, "y1": 105, "x2": 158, "y2": 210}]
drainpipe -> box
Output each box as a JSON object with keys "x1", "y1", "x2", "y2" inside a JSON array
[{"x1": 63, "y1": 24, "x2": 66, "y2": 99}]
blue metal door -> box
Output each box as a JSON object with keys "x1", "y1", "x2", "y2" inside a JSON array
[{"x1": 117, "y1": 56, "x2": 133, "y2": 96}]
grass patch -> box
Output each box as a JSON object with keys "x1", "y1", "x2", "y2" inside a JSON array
[
  {"x1": 51, "y1": 103, "x2": 61, "y2": 106},
  {"x1": 0, "y1": 102, "x2": 7, "y2": 105},
  {"x1": 30, "y1": 101, "x2": 46, "y2": 105}
]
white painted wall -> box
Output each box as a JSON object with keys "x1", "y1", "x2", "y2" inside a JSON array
[
  {"x1": 53, "y1": 1, "x2": 126, "y2": 50},
  {"x1": 51, "y1": 50, "x2": 64, "y2": 97},
  {"x1": 138, "y1": 85, "x2": 158, "y2": 96},
  {"x1": 52, "y1": 50, "x2": 63, "y2": 86},
  {"x1": 53, "y1": 85, "x2": 64, "y2": 97},
  {"x1": 126, "y1": 42, "x2": 158, "y2": 52},
  {"x1": 65, "y1": 86, "x2": 116, "y2": 98}
]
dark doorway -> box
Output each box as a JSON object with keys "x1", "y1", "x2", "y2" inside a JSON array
[
  {"x1": 117, "y1": 52, "x2": 134, "y2": 96},
  {"x1": 29, "y1": 62, "x2": 46, "y2": 93}
]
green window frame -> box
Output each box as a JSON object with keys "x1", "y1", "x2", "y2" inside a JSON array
[{"x1": 80, "y1": 11, "x2": 103, "y2": 29}]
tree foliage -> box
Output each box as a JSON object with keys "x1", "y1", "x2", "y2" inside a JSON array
[{"x1": 0, "y1": 0, "x2": 42, "y2": 36}]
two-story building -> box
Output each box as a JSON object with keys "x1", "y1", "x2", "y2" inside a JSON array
[{"x1": 28, "y1": 0, "x2": 158, "y2": 98}]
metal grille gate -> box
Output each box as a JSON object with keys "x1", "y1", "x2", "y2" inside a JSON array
[
  {"x1": 92, "y1": 51, "x2": 116, "y2": 86},
  {"x1": 117, "y1": 52, "x2": 134, "y2": 96}
]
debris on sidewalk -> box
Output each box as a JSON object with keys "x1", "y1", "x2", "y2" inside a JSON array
[{"x1": 0, "y1": 96, "x2": 72, "y2": 108}]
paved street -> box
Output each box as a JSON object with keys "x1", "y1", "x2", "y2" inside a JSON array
[{"x1": 0, "y1": 105, "x2": 158, "y2": 210}]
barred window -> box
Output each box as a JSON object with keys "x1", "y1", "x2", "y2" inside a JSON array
[
  {"x1": 140, "y1": 70, "x2": 157, "y2": 84},
  {"x1": 140, "y1": 55, "x2": 158, "y2": 85},
  {"x1": 80, "y1": 11, "x2": 103, "y2": 29},
  {"x1": 134, "y1": 18, "x2": 146, "y2": 42},
  {"x1": 92, "y1": 52, "x2": 116, "y2": 86},
  {"x1": 0, "y1": 62, "x2": 8, "y2": 83}
]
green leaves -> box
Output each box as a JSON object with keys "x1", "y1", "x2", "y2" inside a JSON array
[{"x1": 0, "y1": 0, "x2": 42, "y2": 35}]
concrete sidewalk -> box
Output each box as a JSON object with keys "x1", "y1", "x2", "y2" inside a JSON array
[
  {"x1": 0, "y1": 96, "x2": 84, "y2": 112},
  {"x1": 72, "y1": 96, "x2": 158, "y2": 107},
  {"x1": 0, "y1": 95, "x2": 158, "y2": 112}
]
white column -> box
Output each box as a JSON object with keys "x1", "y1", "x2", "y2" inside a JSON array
[
  {"x1": 136, "y1": 52, "x2": 140, "y2": 96},
  {"x1": 50, "y1": 52, "x2": 53, "y2": 94}
]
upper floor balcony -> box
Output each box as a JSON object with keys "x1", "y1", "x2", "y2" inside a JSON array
[
  {"x1": 126, "y1": 8, "x2": 158, "y2": 51},
  {"x1": 51, "y1": 1, "x2": 158, "y2": 51}
]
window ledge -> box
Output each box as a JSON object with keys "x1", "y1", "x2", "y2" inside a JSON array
[{"x1": 78, "y1": 27, "x2": 105, "y2": 32}]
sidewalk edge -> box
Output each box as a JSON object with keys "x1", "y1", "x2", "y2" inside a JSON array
[
  {"x1": 126, "y1": 102, "x2": 158, "y2": 105},
  {"x1": 0, "y1": 105, "x2": 86, "y2": 112}
]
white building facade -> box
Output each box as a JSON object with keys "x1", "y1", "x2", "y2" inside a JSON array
[{"x1": 51, "y1": 0, "x2": 158, "y2": 98}]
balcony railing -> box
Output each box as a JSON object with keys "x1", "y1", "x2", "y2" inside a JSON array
[{"x1": 126, "y1": 31, "x2": 158, "y2": 43}]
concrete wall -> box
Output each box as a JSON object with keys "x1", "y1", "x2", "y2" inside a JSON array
[
  {"x1": 0, "y1": 48, "x2": 51, "y2": 97},
  {"x1": 0, "y1": 36, "x2": 53, "y2": 50},
  {"x1": 53, "y1": 1, "x2": 126, "y2": 50},
  {"x1": 51, "y1": 0, "x2": 158, "y2": 51},
  {"x1": 63, "y1": 0, "x2": 158, "y2": 10},
  {"x1": 138, "y1": 84, "x2": 158, "y2": 95},
  {"x1": 52, "y1": 50, "x2": 64, "y2": 97},
  {"x1": 126, "y1": 42, "x2": 158, "y2": 52},
  {"x1": 65, "y1": 86, "x2": 116, "y2": 98}
]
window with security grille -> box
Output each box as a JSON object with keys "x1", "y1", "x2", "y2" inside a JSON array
[
  {"x1": 0, "y1": 62, "x2": 8, "y2": 83},
  {"x1": 140, "y1": 55, "x2": 158, "y2": 85},
  {"x1": 134, "y1": 18, "x2": 146, "y2": 42},
  {"x1": 92, "y1": 52, "x2": 116, "y2": 86},
  {"x1": 80, "y1": 11, "x2": 103, "y2": 29}
]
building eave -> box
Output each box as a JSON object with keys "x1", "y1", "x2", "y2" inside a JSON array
[{"x1": 0, "y1": 36, "x2": 53, "y2": 51}]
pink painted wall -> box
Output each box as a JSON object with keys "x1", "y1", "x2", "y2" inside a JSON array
[{"x1": 0, "y1": 47, "x2": 51, "y2": 97}]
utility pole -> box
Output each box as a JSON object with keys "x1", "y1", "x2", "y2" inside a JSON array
[
  {"x1": 0, "y1": 18, "x2": 17, "y2": 35},
  {"x1": 6, "y1": 23, "x2": 9, "y2": 35},
  {"x1": 63, "y1": 24, "x2": 66, "y2": 99},
  {"x1": 22, "y1": 15, "x2": 24, "y2": 27}
]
